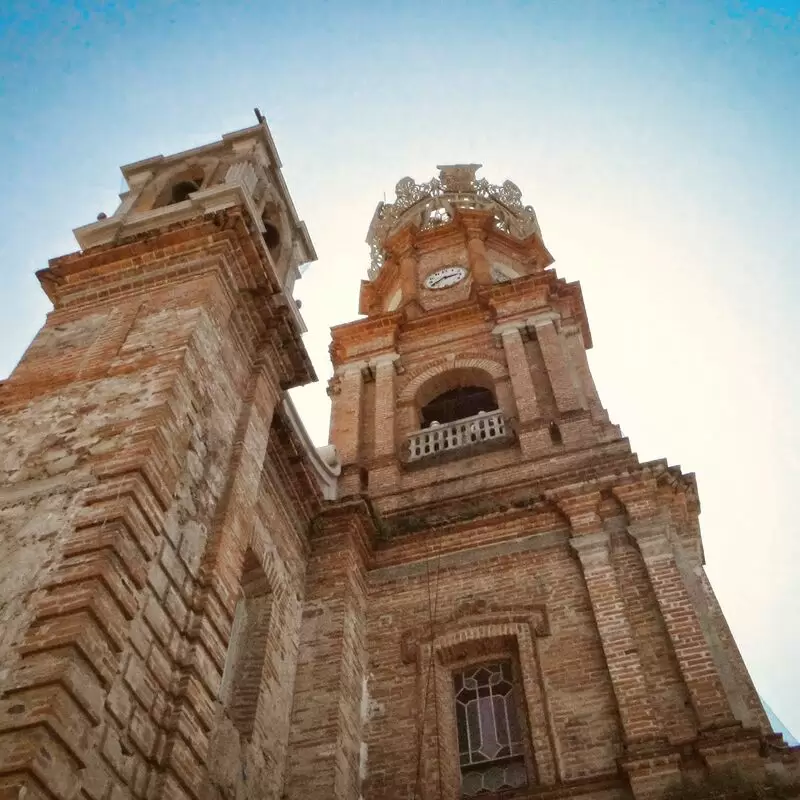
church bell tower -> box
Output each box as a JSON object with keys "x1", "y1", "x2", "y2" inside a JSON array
[
  {"x1": 0, "y1": 119, "x2": 795, "y2": 800},
  {"x1": 319, "y1": 164, "x2": 788, "y2": 799}
]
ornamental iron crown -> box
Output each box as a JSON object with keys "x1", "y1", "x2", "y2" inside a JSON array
[{"x1": 365, "y1": 163, "x2": 542, "y2": 280}]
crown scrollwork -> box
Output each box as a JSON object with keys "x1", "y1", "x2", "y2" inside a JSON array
[{"x1": 365, "y1": 164, "x2": 541, "y2": 279}]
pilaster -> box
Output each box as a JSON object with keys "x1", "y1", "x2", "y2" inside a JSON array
[
  {"x1": 372, "y1": 354, "x2": 399, "y2": 460},
  {"x1": 285, "y1": 504, "x2": 371, "y2": 800},
  {"x1": 560, "y1": 493, "x2": 663, "y2": 749},
  {"x1": 570, "y1": 531, "x2": 663, "y2": 746},
  {"x1": 329, "y1": 363, "x2": 365, "y2": 496},
  {"x1": 496, "y1": 325, "x2": 540, "y2": 424},
  {"x1": 532, "y1": 315, "x2": 583, "y2": 415},
  {"x1": 388, "y1": 230, "x2": 421, "y2": 318},
  {"x1": 493, "y1": 323, "x2": 550, "y2": 458},
  {"x1": 614, "y1": 484, "x2": 739, "y2": 732},
  {"x1": 460, "y1": 211, "x2": 493, "y2": 285}
]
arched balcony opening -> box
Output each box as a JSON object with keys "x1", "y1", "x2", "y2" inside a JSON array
[
  {"x1": 420, "y1": 386, "x2": 498, "y2": 429},
  {"x1": 408, "y1": 367, "x2": 511, "y2": 462}
]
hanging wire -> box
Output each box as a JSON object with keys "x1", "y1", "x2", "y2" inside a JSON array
[{"x1": 430, "y1": 548, "x2": 444, "y2": 799}]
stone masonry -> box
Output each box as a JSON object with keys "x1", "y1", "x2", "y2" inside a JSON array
[{"x1": 0, "y1": 121, "x2": 796, "y2": 800}]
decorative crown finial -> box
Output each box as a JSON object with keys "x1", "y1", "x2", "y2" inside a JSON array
[{"x1": 365, "y1": 165, "x2": 541, "y2": 280}]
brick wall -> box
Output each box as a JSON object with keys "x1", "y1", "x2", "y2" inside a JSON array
[{"x1": 0, "y1": 213, "x2": 321, "y2": 800}]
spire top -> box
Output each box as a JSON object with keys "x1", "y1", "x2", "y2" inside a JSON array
[{"x1": 366, "y1": 165, "x2": 541, "y2": 280}]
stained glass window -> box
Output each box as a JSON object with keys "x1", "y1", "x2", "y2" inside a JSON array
[{"x1": 453, "y1": 661, "x2": 528, "y2": 796}]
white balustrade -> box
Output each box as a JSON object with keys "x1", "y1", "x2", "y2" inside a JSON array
[{"x1": 407, "y1": 409, "x2": 509, "y2": 462}]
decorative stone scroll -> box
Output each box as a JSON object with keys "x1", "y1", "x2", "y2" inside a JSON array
[
  {"x1": 366, "y1": 164, "x2": 542, "y2": 279},
  {"x1": 225, "y1": 160, "x2": 259, "y2": 197}
]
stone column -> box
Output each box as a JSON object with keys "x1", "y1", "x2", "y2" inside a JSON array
[
  {"x1": 329, "y1": 363, "x2": 365, "y2": 496},
  {"x1": 614, "y1": 488, "x2": 739, "y2": 731},
  {"x1": 570, "y1": 532, "x2": 663, "y2": 746},
  {"x1": 531, "y1": 314, "x2": 583, "y2": 414},
  {"x1": 285, "y1": 510, "x2": 369, "y2": 800}
]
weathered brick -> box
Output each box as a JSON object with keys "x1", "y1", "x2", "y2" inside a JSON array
[{"x1": 0, "y1": 123, "x2": 786, "y2": 800}]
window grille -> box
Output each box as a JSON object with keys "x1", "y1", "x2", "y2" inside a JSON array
[{"x1": 453, "y1": 661, "x2": 528, "y2": 796}]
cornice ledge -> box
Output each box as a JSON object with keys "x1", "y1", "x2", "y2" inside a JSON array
[
  {"x1": 280, "y1": 397, "x2": 340, "y2": 502},
  {"x1": 310, "y1": 496, "x2": 377, "y2": 564},
  {"x1": 332, "y1": 351, "x2": 403, "y2": 381}
]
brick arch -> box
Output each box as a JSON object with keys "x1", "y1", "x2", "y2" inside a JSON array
[{"x1": 398, "y1": 355, "x2": 507, "y2": 406}]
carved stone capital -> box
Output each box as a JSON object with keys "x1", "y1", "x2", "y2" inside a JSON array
[
  {"x1": 628, "y1": 520, "x2": 673, "y2": 561},
  {"x1": 492, "y1": 321, "x2": 531, "y2": 350},
  {"x1": 526, "y1": 311, "x2": 560, "y2": 329},
  {"x1": 369, "y1": 352, "x2": 402, "y2": 373},
  {"x1": 458, "y1": 208, "x2": 493, "y2": 240},
  {"x1": 333, "y1": 360, "x2": 369, "y2": 381},
  {"x1": 570, "y1": 532, "x2": 612, "y2": 570},
  {"x1": 492, "y1": 321, "x2": 524, "y2": 337}
]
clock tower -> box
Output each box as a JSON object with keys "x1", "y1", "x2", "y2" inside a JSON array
[
  {"x1": 309, "y1": 164, "x2": 791, "y2": 799},
  {"x1": 0, "y1": 121, "x2": 795, "y2": 800}
]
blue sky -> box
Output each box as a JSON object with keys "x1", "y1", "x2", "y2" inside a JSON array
[{"x1": 1, "y1": 1, "x2": 799, "y2": 737}]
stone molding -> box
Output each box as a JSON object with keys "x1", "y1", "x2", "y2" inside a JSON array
[
  {"x1": 401, "y1": 599, "x2": 558, "y2": 794},
  {"x1": 396, "y1": 353, "x2": 506, "y2": 405},
  {"x1": 399, "y1": 599, "x2": 549, "y2": 665},
  {"x1": 333, "y1": 352, "x2": 402, "y2": 382}
]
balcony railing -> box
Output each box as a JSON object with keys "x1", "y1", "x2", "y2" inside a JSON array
[{"x1": 407, "y1": 409, "x2": 510, "y2": 462}]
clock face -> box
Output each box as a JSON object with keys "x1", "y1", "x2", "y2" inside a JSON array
[{"x1": 424, "y1": 265, "x2": 468, "y2": 290}]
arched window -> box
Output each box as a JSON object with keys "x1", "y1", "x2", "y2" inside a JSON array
[
  {"x1": 454, "y1": 660, "x2": 528, "y2": 795},
  {"x1": 221, "y1": 549, "x2": 273, "y2": 739},
  {"x1": 262, "y1": 218, "x2": 281, "y2": 254},
  {"x1": 420, "y1": 385, "x2": 498, "y2": 428},
  {"x1": 152, "y1": 168, "x2": 205, "y2": 209},
  {"x1": 169, "y1": 179, "x2": 200, "y2": 204},
  {"x1": 261, "y1": 203, "x2": 283, "y2": 264}
]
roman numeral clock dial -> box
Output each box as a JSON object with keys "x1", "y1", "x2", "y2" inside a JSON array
[{"x1": 424, "y1": 265, "x2": 468, "y2": 290}]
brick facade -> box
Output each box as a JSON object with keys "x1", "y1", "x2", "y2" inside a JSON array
[{"x1": 0, "y1": 126, "x2": 796, "y2": 800}]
